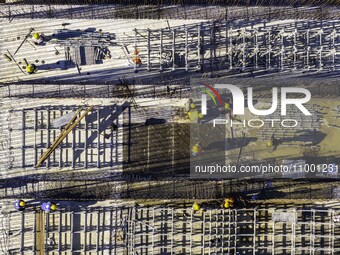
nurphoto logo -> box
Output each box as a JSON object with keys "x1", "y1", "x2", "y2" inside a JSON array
[{"x1": 200, "y1": 84, "x2": 311, "y2": 116}]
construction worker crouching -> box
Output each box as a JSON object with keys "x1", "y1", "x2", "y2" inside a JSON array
[
  {"x1": 222, "y1": 197, "x2": 234, "y2": 209},
  {"x1": 26, "y1": 64, "x2": 37, "y2": 74},
  {"x1": 32, "y1": 32, "x2": 44, "y2": 45},
  {"x1": 193, "y1": 202, "x2": 201, "y2": 211},
  {"x1": 41, "y1": 202, "x2": 57, "y2": 213},
  {"x1": 224, "y1": 102, "x2": 231, "y2": 110},
  {"x1": 266, "y1": 134, "x2": 277, "y2": 152},
  {"x1": 266, "y1": 140, "x2": 273, "y2": 148},
  {"x1": 192, "y1": 143, "x2": 203, "y2": 157},
  {"x1": 14, "y1": 199, "x2": 26, "y2": 211}
]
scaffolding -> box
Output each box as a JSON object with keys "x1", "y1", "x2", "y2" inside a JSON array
[{"x1": 131, "y1": 19, "x2": 340, "y2": 73}]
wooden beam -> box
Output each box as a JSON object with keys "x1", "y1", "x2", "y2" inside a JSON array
[{"x1": 35, "y1": 106, "x2": 93, "y2": 167}]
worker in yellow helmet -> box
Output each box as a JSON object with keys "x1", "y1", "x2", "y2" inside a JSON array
[
  {"x1": 266, "y1": 140, "x2": 273, "y2": 148},
  {"x1": 26, "y1": 64, "x2": 37, "y2": 74},
  {"x1": 187, "y1": 103, "x2": 203, "y2": 123},
  {"x1": 193, "y1": 202, "x2": 201, "y2": 211},
  {"x1": 14, "y1": 199, "x2": 26, "y2": 211},
  {"x1": 41, "y1": 202, "x2": 57, "y2": 213},
  {"x1": 50, "y1": 204, "x2": 57, "y2": 211},
  {"x1": 32, "y1": 32, "x2": 44, "y2": 45},
  {"x1": 222, "y1": 197, "x2": 234, "y2": 209},
  {"x1": 266, "y1": 134, "x2": 277, "y2": 152},
  {"x1": 192, "y1": 143, "x2": 203, "y2": 157}
]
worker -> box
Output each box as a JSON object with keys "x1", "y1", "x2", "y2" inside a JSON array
[
  {"x1": 224, "y1": 102, "x2": 231, "y2": 110},
  {"x1": 266, "y1": 140, "x2": 273, "y2": 148},
  {"x1": 266, "y1": 134, "x2": 277, "y2": 152},
  {"x1": 222, "y1": 197, "x2": 234, "y2": 209},
  {"x1": 14, "y1": 199, "x2": 26, "y2": 211},
  {"x1": 193, "y1": 202, "x2": 201, "y2": 211},
  {"x1": 132, "y1": 49, "x2": 142, "y2": 66},
  {"x1": 41, "y1": 202, "x2": 57, "y2": 213},
  {"x1": 32, "y1": 32, "x2": 44, "y2": 45},
  {"x1": 26, "y1": 64, "x2": 37, "y2": 74},
  {"x1": 192, "y1": 143, "x2": 203, "y2": 157},
  {"x1": 187, "y1": 103, "x2": 203, "y2": 123}
]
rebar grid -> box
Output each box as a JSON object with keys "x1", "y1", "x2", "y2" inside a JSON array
[{"x1": 4, "y1": 207, "x2": 339, "y2": 254}]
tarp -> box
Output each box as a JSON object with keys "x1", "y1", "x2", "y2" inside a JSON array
[{"x1": 52, "y1": 112, "x2": 75, "y2": 128}]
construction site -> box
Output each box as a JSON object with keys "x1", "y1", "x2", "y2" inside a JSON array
[{"x1": 1, "y1": 1, "x2": 340, "y2": 254}]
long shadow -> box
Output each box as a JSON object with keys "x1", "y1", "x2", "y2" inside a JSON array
[
  {"x1": 72, "y1": 102, "x2": 130, "y2": 165},
  {"x1": 281, "y1": 130, "x2": 326, "y2": 144},
  {"x1": 205, "y1": 137, "x2": 258, "y2": 151}
]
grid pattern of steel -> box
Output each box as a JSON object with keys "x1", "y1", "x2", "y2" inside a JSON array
[
  {"x1": 1, "y1": 207, "x2": 340, "y2": 255},
  {"x1": 126, "y1": 207, "x2": 340, "y2": 255},
  {"x1": 8, "y1": 105, "x2": 122, "y2": 170},
  {"x1": 133, "y1": 20, "x2": 340, "y2": 72}
]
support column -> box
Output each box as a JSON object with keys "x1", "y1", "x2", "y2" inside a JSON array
[
  {"x1": 58, "y1": 210, "x2": 62, "y2": 254},
  {"x1": 229, "y1": 27, "x2": 233, "y2": 70},
  {"x1": 133, "y1": 29, "x2": 138, "y2": 72},
  {"x1": 185, "y1": 29, "x2": 189, "y2": 71},
  {"x1": 97, "y1": 108, "x2": 100, "y2": 168},
  {"x1": 20, "y1": 211, "x2": 24, "y2": 254},
  {"x1": 59, "y1": 110, "x2": 63, "y2": 168},
  {"x1": 159, "y1": 29, "x2": 163, "y2": 71},
  {"x1": 147, "y1": 29, "x2": 151, "y2": 71},
  {"x1": 96, "y1": 211, "x2": 100, "y2": 253},
  {"x1": 197, "y1": 25, "x2": 202, "y2": 70},
  {"x1": 34, "y1": 108, "x2": 38, "y2": 166},
  {"x1": 21, "y1": 111, "x2": 25, "y2": 168},
  {"x1": 47, "y1": 109, "x2": 50, "y2": 168},
  {"x1": 172, "y1": 29, "x2": 176, "y2": 71},
  {"x1": 84, "y1": 211, "x2": 87, "y2": 253}
]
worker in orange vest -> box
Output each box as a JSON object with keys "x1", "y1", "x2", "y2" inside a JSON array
[{"x1": 132, "y1": 49, "x2": 142, "y2": 66}]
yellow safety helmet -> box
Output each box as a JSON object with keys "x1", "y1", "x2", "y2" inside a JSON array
[
  {"x1": 19, "y1": 201, "x2": 25, "y2": 207},
  {"x1": 267, "y1": 141, "x2": 273, "y2": 147},
  {"x1": 192, "y1": 143, "x2": 202, "y2": 153},
  {"x1": 225, "y1": 103, "x2": 231, "y2": 109},
  {"x1": 198, "y1": 113, "x2": 203, "y2": 119},
  {"x1": 224, "y1": 200, "x2": 230, "y2": 209},
  {"x1": 190, "y1": 103, "x2": 196, "y2": 109},
  {"x1": 33, "y1": 33, "x2": 40, "y2": 39},
  {"x1": 26, "y1": 64, "x2": 35, "y2": 73},
  {"x1": 193, "y1": 202, "x2": 201, "y2": 211},
  {"x1": 50, "y1": 204, "x2": 57, "y2": 211}
]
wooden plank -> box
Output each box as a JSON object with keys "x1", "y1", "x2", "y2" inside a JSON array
[
  {"x1": 35, "y1": 106, "x2": 93, "y2": 167},
  {"x1": 35, "y1": 211, "x2": 45, "y2": 255}
]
